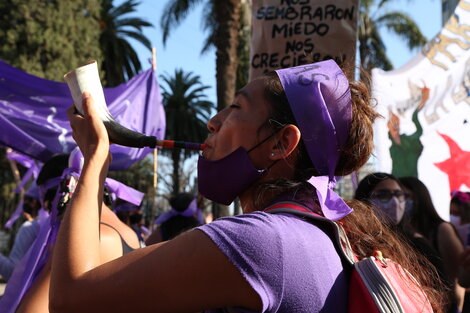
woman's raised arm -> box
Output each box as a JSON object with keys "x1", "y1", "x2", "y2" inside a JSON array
[{"x1": 49, "y1": 94, "x2": 260, "y2": 313}]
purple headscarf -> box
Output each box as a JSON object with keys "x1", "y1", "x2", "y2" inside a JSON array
[
  {"x1": 275, "y1": 60, "x2": 353, "y2": 220},
  {"x1": 154, "y1": 198, "x2": 203, "y2": 225}
]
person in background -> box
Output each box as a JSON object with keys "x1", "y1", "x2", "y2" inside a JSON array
[
  {"x1": 0, "y1": 153, "x2": 141, "y2": 313},
  {"x1": 146, "y1": 193, "x2": 203, "y2": 245},
  {"x1": 400, "y1": 176, "x2": 465, "y2": 312},
  {"x1": 114, "y1": 200, "x2": 135, "y2": 226},
  {"x1": 0, "y1": 188, "x2": 41, "y2": 281},
  {"x1": 356, "y1": 172, "x2": 450, "y2": 310},
  {"x1": 450, "y1": 191, "x2": 470, "y2": 244},
  {"x1": 129, "y1": 207, "x2": 149, "y2": 244},
  {"x1": 450, "y1": 190, "x2": 465, "y2": 228},
  {"x1": 50, "y1": 61, "x2": 446, "y2": 312},
  {"x1": 451, "y1": 191, "x2": 470, "y2": 313}
]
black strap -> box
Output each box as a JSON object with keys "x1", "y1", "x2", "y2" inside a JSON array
[{"x1": 100, "y1": 222, "x2": 136, "y2": 255}]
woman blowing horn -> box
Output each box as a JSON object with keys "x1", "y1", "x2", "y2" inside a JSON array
[{"x1": 50, "y1": 60, "x2": 446, "y2": 313}]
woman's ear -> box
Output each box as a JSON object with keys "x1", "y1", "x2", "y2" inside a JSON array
[{"x1": 269, "y1": 125, "x2": 301, "y2": 160}]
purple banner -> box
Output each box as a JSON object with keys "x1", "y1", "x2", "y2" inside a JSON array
[{"x1": 0, "y1": 59, "x2": 165, "y2": 170}]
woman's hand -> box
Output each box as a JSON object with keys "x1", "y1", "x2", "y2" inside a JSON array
[{"x1": 67, "y1": 92, "x2": 111, "y2": 166}]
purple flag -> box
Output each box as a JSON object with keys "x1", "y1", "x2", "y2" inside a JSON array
[{"x1": 0, "y1": 59, "x2": 165, "y2": 170}]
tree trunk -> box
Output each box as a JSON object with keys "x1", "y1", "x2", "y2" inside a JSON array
[
  {"x1": 358, "y1": 15, "x2": 371, "y2": 89},
  {"x1": 213, "y1": 0, "x2": 241, "y2": 111},
  {"x1": 359, "y1": 38, "x2": 370, "y2": 87},
  {"x1": 211, "y1": 0, "x2": 241, "y2": 218}
]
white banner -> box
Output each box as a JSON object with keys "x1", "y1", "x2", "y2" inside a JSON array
[
  {"x1": 372, "y1": 0, "x2": 470, "y2": 219},
  {"x1": 249, "y1": 0, "x2": 359, "y2": 80}
]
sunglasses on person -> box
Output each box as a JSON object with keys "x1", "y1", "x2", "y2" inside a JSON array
[{"x1": 370, "y1": 190, "x2": 407, "y2": 203}]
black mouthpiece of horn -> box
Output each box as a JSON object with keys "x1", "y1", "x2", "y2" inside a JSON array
[{"x1": 103, "y1": 120, "x2": 157, "y2": 148}]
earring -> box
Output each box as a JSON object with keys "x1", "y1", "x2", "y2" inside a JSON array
[{"x1": 271, "y1": 153, "x2": 276, "y2": 157}]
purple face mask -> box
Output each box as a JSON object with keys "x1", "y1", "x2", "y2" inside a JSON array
[
  {"x1": 198, "y1": 133, "x2": 276, "y2": 205},
  {"x1": 198, "y1": 147, "x2": 265, "y2": 205}
]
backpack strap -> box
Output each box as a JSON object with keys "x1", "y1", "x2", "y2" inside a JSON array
[{"x1": 264, "y1": 201, "x2": 356, "y2": 265}]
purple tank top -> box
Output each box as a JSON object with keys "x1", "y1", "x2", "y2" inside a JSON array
[{"x1": 198, "y1": 211, "x2": 348, "y2": 313}]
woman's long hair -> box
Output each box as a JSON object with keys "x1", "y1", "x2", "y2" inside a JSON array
[
  {"x1": 399, "y1": 176, "x2": 446, "y2": 244},
  {"x1": 255, "y1": 70, "x2": 447, "y2": 312}
]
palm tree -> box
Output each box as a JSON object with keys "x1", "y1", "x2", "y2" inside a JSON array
[
  {"x1": 99, "y1": 0, "x2": 153, "y2": 87},
  {"x1": 359, "y1": 0, "x2": 427, "y2": 80},
  {"x1": 160, "y1": 0, "x2": 242, "y2": 111},
  {"x1": 160, "y1": 69, "x2": 214, "y2": 195}
]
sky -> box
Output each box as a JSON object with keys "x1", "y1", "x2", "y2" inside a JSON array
[
  {"x1": 121, "y1": 0, "x2": 444, "y2": 106},
  {"x1": 114, "y1": 0, "x2": 448, "y2": 203}
]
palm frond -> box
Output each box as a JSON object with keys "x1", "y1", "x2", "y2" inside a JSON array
[
  {"x1": 115, "y1": 17, "x2": 153, "y2": 29},
  {"x1": 377, "y1": 12, "x2": 427, "y2": 50},
  {"x1": 99, "y1": 0, "x2": 153, "y2": 86},
  {"x1": 119, "y1": 30, "x2": 152, "y2": 50},
  {"x1": 160, "y1": 0, "x2": 204, "y2": 45}
]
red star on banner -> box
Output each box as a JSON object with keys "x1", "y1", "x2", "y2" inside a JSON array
[{"x1": 434, "y1": 132, "x2": 470, "y2": 191}]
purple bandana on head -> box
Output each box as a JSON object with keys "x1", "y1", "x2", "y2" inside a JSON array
[
  {"x1": 154, "y1": 198, "x2": 203, "y2": 225},
  {"x1": 275, "y1": 60, "x2": 353, "y2": 221},
  {"x1": 114, "y1": 203, "x2": 138, "y2": 212},
  {"x1": 69, "y1": 147, "x2": 145, "y2": 206}
]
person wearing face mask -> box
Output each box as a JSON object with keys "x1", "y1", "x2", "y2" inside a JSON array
[
  {"x1": 355, "y1": 173, "x2": 407, "y2": 225},
  {"x1": 451, "y1": 191, "x2": 470, "y2": 313},
  {"x1": 355, "y1": 173, "x2": 447, "y2": 301},
  {"x1": 400, "y1": 176, "x2": 465, "y2": 313},
  {"x1": 49, "y1": 60, "x2": 446, "y2": 313},
  {"x1": 450, "y1": 191, "x2": 470, "y2": 244}
]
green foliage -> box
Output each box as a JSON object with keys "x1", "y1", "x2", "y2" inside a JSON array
[
  {"x1": 160, "y1": 69, "x2": 214, "y2": 195},
  {"x1": 0, "y1": 0, "x2": 104, "y2": 81},
  {"x1": 236, "y1": 1, "x2": 250, "y2": 91},
  {"x1": 0, "y1": 148, "x2": 18, "y2": 229},
  {"x1": 108, "y1": 156, "x2": 156, "y2": 217},
  {"x1": 108, "y1": 157, "x2": 155, "y2": 194},
  {"x1": 358, "y1": 0, "x2": 427, "y2": 75},
  {"x1": 99, "y1": 0, "x2": 153, "y2": 87},
  {"x1": 160, "y1": 0, "x2": 242, "y2": 114},
  {"x1": 161, "y1": 0, "x2": 208, "y2": 48}
]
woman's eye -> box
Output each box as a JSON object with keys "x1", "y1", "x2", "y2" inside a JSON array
[{"x1": 230, "y1": 104, "x2": 240, "y2": 109}]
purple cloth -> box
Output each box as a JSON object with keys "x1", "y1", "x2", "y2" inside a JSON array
[
  {"x1": 0, "y1": 220, "x2": 40, "y2": 281},
  {"x1": 199, "y1": 211, "x2": 348, "y2": 313},
  {"x1": 5, "y1": 150, "x2": 41, "y2": 228},
  {"x1": 275, "y1": 61, "x2": 353, "y2": 221},
  {"x1": 0, "y1": 59, "x2": 165, "y2": 170},
  {"x1": 0, "y1": 196, "x2": 60, "y2": 313},
  {"x1": 105, "y1": 178, "x2": 144, "y2": 206},
  {"x1": 0, "y1": 165, "x2": 73, "y2": 313},
  {"x1": 114, "y1": 203, "x2": 138, "y2": 212}
]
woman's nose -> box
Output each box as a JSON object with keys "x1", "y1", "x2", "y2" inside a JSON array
[{"x1": 207, "y1": 111, "x2": 224, "y2": 133}]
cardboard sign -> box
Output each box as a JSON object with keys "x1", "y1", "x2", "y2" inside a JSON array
[{"x1": 249, "y1": 0, "x2": 359, "y2": 80}]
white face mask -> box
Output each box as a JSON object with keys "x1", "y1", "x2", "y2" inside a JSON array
[
  {"x1": 371, "y1": 197, "x2": 405, "y2": 225},
  {"x1": 450, "y1": 214, "x2": 461, "y2": 227}
]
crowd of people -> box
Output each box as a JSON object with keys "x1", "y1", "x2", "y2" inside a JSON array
[{"x1": 0, "y1": 59, "x2": 468, "y2": 312}]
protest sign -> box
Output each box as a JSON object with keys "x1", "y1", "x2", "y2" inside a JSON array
[
  {"x1": 372, "y1": 0, "x2": 470, "y2": 219},
  {"x1": 249, "y1": 0, "x2": 359, "y2": 80}
]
